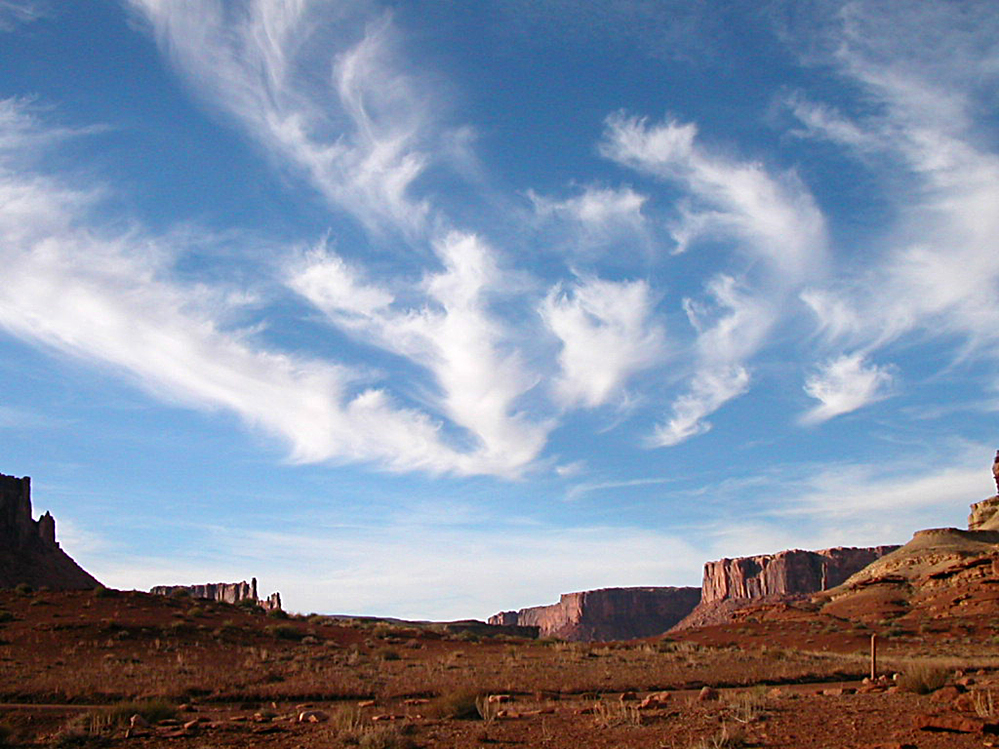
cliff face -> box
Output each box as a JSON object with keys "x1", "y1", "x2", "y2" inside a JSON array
[
  {"x1": 968, "y1": 496, "x2": 999, "y2": 531},
  {"x1": 151, "y1": 577, "x2": 282, "y2": 611},
  {"x1": 0, "y1": 473, "x2": 101, "y2": 590},
  {"x1": 489, "y1": 586, "x2": 701, "y2": 642},
  {"x1": 701, "y1": 546, "x2": 900, "y2": 603},
  {"x1": 675, "y1": 545, "x2": 898, "y2": 629}
]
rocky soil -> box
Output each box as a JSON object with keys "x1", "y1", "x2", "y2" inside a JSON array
[{"x1": 4, "y1": 587, "x2": 999, "y2": 748}]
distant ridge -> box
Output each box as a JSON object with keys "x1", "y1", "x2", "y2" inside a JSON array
[
  {"x1": 151, "y1": 578, "x2": 282, "y2": 611},
  {"x1": 0, "y1": 473, "x2": 101, "y2": 590}
]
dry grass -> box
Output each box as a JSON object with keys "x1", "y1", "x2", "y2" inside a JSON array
[{"x1": 895, "y1": 661, "x2": 952, "y2": 694}]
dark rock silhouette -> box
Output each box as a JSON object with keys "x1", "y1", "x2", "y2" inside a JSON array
[{"x1": 0, "y1": 473, "x2": 101, "y2": 590}]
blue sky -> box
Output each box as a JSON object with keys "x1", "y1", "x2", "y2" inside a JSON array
[{"x1": 1, "y1": 0, "x2": 997, "y2": 619}]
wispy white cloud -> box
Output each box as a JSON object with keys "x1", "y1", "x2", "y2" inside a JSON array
[
  {"x1": 801, "y1": 353, "x2": 895, "y2": 425},
  {"x1": 794, "y1": 1, "x2": 999, "y2": 381},
  {"x1": 565, "y1": 476, "x2": 672, "y2": 501},
  {"x1": 0, "y1": 0, "x2": 48, "y2": 31},
  {"x1": 651, "y1": 275, "x2": 770, "y2": 446},
  {"x1": 528, "y1": 185, "x2": 648, "y2": 252},
  {"x1": 600, "y1": 112, "x2": 827, "y2": 278},
  {"x1": 288, "y1": 233, "x2": 550, "y2": 476},
  {"x1": 541, "y1": 275, "x2": 664, "y2": 409},
  {"x1": 129, "y1": 1, "x2": 433, "y2": 237},
  {"x1": 0, "y1": 98, "x2": 536, "y2": 477},
  {"x1": 600, "y1": 113, "x2": 828, "y2": 446}
]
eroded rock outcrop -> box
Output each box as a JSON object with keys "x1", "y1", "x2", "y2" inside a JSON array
[
  {"x1": 0, "y1": 473, "x2": 101, "y2": 590},
  {"x1": 968, "y1": 496, "x2": 999, "y2": 531},
  {"x1": 674, "y1": 546, "x2": 898, "y2": 629},
  {"x1": 151, "y1": 577, "x2": 281, "y2": 611},
  {"x1": 490, "y1": 586, "x2": 701, "y2": 642}
]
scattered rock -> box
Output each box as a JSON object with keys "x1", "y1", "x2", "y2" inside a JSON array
[
  {"x1": 358, "y1": 700, "x2": 377, "y2": 708},
  {"x1": 619, "y1": 691, "x2": 638, "y2": 702},
  {"x1": 913, "y1": 713, "x2": 998, "y2": 733},
  {"x1": 403, "y1": 698, "x2": 429, "y2": 705},
  {"x1": 638, "y1": 692, "x2": 672, "y2": 710},
  {"x1": 698, "y1": 687, "x2": 719, "y2": 702},
  {"x1": 298, "y1": 710, "x2": 329, "y2": 723},
  {"x1": 372, "y1": 714, "x2": 406, "y2": 722},
  {"x1": 487, "y1": 694, "x2": 511, "y2": 704},
  {"x1": 129, "y1": 714, "x2": 149, "y2": 728}
]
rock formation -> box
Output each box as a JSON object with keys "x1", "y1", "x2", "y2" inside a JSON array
[
  {"x1": 674, "y1": 545, "x2": 898, "y2": 629},
  {"x1": 151, "y1": 577, "x2": 282, "y2": 611},
  {"x1": 490, "y1": 586, "x2": 701, "y2": 642},
  {"x1": 0, "y1": 473, "x2": 101, "y2": 590},
  {"x1": 968, "y1": 496, "x2": 999, "y2": 531}
]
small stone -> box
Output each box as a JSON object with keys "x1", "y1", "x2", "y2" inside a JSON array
[
  {"x1": 619, "y1": 691, "x2": 638, "y2": 702},
  {"x1": 129, "y1": 715, "x2": 150, "y2": 728},
  {"x1": 403, "y1": 698, "x2": 428, "y2": 705},
  {"x1": 822, "y1": 687, "x2": 844, "y2": 696},
  {"x1": 182, "y1": 720, "x2": 199, "y2": 731},
  {"x1": 488, "y1": 694, "x2": 511, "y2": 704},
  {"x1": 698, "y1": 687, "x2": 719, "y2": 702},
  {"x1": 297, "y1": 710, "x2": 329, "y2": 723},
  {"x1": 913, "y1": 713, "x2": 986, "y2": 733},
  {"x1": 931, "y1": 685, "x2": 962, "y2": 702},
  {"x1": 358, "y1": 700, "x2": 377, "y2": 708}
]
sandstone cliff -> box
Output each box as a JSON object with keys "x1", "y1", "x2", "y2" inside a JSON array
[
  {"x1": 151, "y1": 577, "x2": 282, "y2": 611},
  {"x1": 674, "y1": 545, "x2": 898, "y2": 630},
  {"x1": 490, "y1": 586, "x2": 700, "y2": 642},
  {"x1": 968, "y1": 495, "x2": 999, "y2": 531},
  {"x1": 0, "y1": 473, "x2": 101, "y2": 590}
]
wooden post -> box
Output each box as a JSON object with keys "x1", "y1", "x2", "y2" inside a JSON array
[{"x1": 870, "y1": 633, "x2": 877, "y2": 681}]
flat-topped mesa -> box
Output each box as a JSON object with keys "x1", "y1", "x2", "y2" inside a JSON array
[
  {"x1": 489, "y1": 586, "x2": 701, "y2": 642},
  {"x1": 0, "y1": 473, "x2": 101, "y2": 590},
  {"x1": 701, "y1": 546, "x2": 900, "y2": 604},
  {"x1": 150, "y1": 577, "x2": 282, "y2": 611},
  {"x1": 673, "y1": 545, "x2": 898, "y2": 630}
]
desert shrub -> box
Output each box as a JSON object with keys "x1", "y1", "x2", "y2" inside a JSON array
[
  {"x1": 167, "y1": 621, "x2": 194, "y2": 635},
  {"x1": 592, "y1": 700, "x2": 640, "y2": 728},
  {"x1": 104, "y1": 699, "x2": 177, "y2": 726},
  {"x1": 897, "y1": 662, "x2": 951, "y2": 694},
  {"x1": 689, "y1": 724, "x2": 746, "y2": 749},
  {"x1": 169, "y1": 588, "x2": 190, "y2": 598},
  {"x1": 266, "y1": 608, "x2": 289, "y2": 619},
  {"x1": 269, "y1": 624, "x2": 304, "y2": 641},
  {"x1": 725, "y1": 688, "x2": 767, "y2": 724},
  {"x1": 92, "y1": 586, "x2": 115, "y2": 599},
  {"x1": 375, "y1": 647, "x2": 401, "y2": 661},
  {"x1": 236, "y1": 599, "x2": 263, "y2": 614},
  {"x1": 329, "y1": 705, "x2": 366, "y2": 735},
  {"x1": 427, "y1": 688, "x2": 484, "y2": 720},
  {"x1": 455, "y1": 630, "x2": 480, "y2": 642},
  {"x1": 186, "y1": 606, "x2": 204, "y2": 618},
  {"x1": 357, "y1": 724, "x2": 415, "y2": 749},
  {"x1": 14, "y1": 583, "x2": 32, "y2": 596},
  {"x1": 975, "y1": 690, "x2": 999, "y2": 719},
  {"x1": 0, "y1": 610, "x2": 14, "y2": 623}
]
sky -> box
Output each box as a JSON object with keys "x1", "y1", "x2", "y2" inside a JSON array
[{"x1": 1, "y1": 0, "x2": 998, "y2": 620}]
